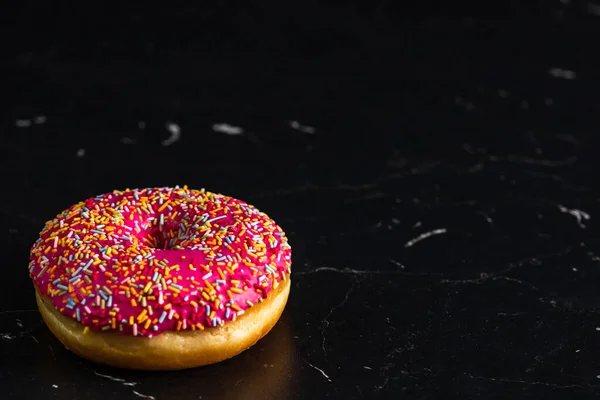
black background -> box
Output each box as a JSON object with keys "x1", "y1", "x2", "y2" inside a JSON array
[{"x1": 2, "y1": 1, "x2": 600, "y2": 399}]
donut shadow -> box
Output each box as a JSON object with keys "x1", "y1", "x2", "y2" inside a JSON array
[{"x1": 31, "y1": 312, "x2": 296, "y2": 400}]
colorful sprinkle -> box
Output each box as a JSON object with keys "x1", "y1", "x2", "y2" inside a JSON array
[{"x1": 29, "y1": 187, "x2": 292, "y2": 337}]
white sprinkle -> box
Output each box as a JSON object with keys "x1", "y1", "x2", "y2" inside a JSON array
[
  {"x1": 363, "y1": 366, "x2": 372, "y2": 370},
  {"x1": 558, "y1": 205, "x2": 590, "y2": 228},
  {"x1": 404, "y1": 228, "x2": 447, "y2": 248},
  {"x1": 548, "y1": 67, "x2": 576, "y2": 79},
  {"x1": 212, "y1": 123, "x2": 244, "y2": 135},
  {"x1": 138, "y1": 121, "x2": 146, "y2": 129},
  {"x1": 15, "y1": 119, "x2": 32, "y2": 128},
  {"x1": 34, "y1": 115, "x2": 47, "y2": 124},
  {"x1": 0, "y1": 333, "x2": 15, "y2": 340},
  {"x1": 596, "y1": 327, "x2": 600, "y2": 331},
  {"x1": 76, "y1": 148, "x2": 86, "y2": 158},
  {"x1": 52, "y1": 384, "x2": 58, "y2": 388},
  {"x1": 162, "y1": 122, "x2": 181, "y2": 146},
  {"x1": 288, "y1": 120, "x2": 316, "y2": 134}
]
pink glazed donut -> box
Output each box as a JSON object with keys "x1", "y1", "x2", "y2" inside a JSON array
[{"x1": 29, "y1": 186, "x2": 292, "y2": 370}]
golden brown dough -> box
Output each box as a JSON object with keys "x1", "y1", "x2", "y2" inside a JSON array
[{"x1": 36, "y1": 278, "x2": 290, "y2": 370}]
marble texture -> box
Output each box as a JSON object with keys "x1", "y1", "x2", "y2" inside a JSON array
[{"x1": 2, "y1": 3, "x2": 600, "y2": 399}]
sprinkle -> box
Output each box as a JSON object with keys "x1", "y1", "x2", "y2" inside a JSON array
[
  {"x1": 27, "y1": 186, "x2": 292, "y2": 337},
  {"x1": 206, "y1": 215, "x2": 226, "y2": 224},
  {"x1": 159, "y1": 311, "x2": 167, "y2": 323}
]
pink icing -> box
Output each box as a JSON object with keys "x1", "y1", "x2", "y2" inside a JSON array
[{"x1": 28, "y1": 187, "x2": 292, "y2": 337}]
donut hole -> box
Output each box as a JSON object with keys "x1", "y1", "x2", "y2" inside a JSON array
[{"x1": 144, "y1": 226, "x2": 186, "y2": 250}]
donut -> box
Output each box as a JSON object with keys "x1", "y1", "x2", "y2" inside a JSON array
[{"x1": 28, "y1": 186, "x2": 292, "y2": 370}]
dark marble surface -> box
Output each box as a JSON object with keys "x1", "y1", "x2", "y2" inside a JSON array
[{"x1": 3, "y1": 3, "x2": 600, "y2": 399}]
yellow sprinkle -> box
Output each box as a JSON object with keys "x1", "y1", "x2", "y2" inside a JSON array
[
  {"x1": 137, "y1": 309, "x2": 148, "y2": 322},
  {"x1": 83, "y1": 326, "x2": 90, "y2": 334},
  {"x1": 157, "y1": 200, "x2": 170, "y2": 212}
]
